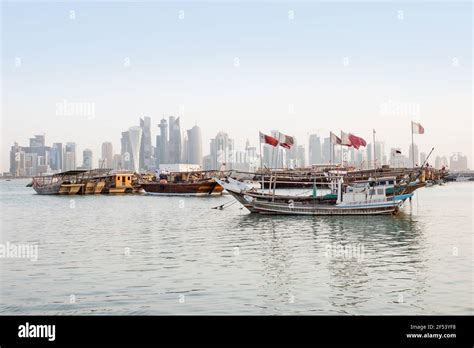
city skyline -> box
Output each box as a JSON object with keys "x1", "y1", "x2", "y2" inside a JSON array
[
  {"x1": 2, "y1": 2, "x2": 472, "y2": 172},
  {"x1": 6, "y1": 116, "x2": 470, "y2": 177}
]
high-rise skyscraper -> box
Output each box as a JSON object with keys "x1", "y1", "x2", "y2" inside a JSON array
[
  {"x1": 29, "y1": 135, "x2": 45, "y2": 148},
  {"x1": 296, "y1": 145, "x2": 306, "y2": 168},
  {"x1": 50, "y1": 142, "x2": 63, "y2": 171},
  {"x1": 9, "y1": 142, "x2": 26, "y2": 176},
  {"x1": 128, "y1": 126, "x2": 142, "y2": 172},
  {"x1": 435, "y1": 156, "x2": 448, "y2": 169},
  {"x1": 269, "y1": 130, "x2": 284, "y2": 168},
  {"x1": 181, "y1": 134, "x2": 188, "y2": 163},
  {"x1": 263, "y1": 145, "x2": 272, "y2": 168},
  {"x1": 374, "y1": 141, "x2": 385, "y2": 166},
  {"x1": 309, "y1": 134, "x2": 323, "y2": 165},
  {"x1": 82, "y1": 149, "x2": 93, "y2": 169},
  {"x1": 64, "y1": 142, "x2": 76, "y2": 170},
  {"x1": 366, "y1": 143, "x2": 373, "y2": 168},
  {"x1": 139, "y1": 116, "x2": 153, "y2": 170},
  {"x1": 210, "y1": 131, "x2": 234, "y2": 170},
  {"x1": 450, "y1": 153, "x2": 468, "y2": 171},
  {"x1": 158, "y1": 118, "x2": 169, "y2": 164},
  {"x1": 112, "y1": 154, "x2": 122, "y2": 170},
  {"x1": 186, "y1": 125, "x2": 203, "y2": 166},
  {"x1": 101, "y1": 142, "x2": 113, "y2": 168},
  {"x1": 154, "y1": 135, "x2": 162, "y2": 167},
  {"x1": 121, "y1": 131, "x2": 131, "y2": 170},
  {"x1": 168, "y1": 116, "x2": 182, "y2": 164},
  {"x1": 322, "y1": 137, "x2": 331, "y2": 164}
]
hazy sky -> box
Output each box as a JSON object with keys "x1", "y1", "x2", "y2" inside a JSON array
[{"x1": 1, "y1": 1, "x2": 472, "y2": 171}]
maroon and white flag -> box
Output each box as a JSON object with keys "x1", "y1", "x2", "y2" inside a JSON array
[
  {"x1": 330, "y1": 132, "x2": 342, "y2": 145},
  {"x1": 412, "y1": 122, "x2": 425, "y2": 134},
  {"x1": 341, "y1": 131, "x2": 352, "y2": 146},
  {"x1": 279, "y1": 132, "x2": 294, "y2": 149},
  {"x1": 341, "y1": 131, "x2": 367, "y2": 149},
  {"x1": 259, "y1": 132, "x2": 279, "y2": 147}
]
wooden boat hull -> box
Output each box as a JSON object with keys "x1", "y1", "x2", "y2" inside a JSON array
[
  {"x1": 33, "y1": 181, "x2": 62, "y2": 195},
  {"x1": 104, "y1": 186, "x2": 133, "y2": 194},
  {"x1": 226, "y1": 190, "x2": 400, "y2": 215},
  {"x1": 141, "y1": 181, "x2": 223, "y2": 196},
  {"x1": 82, "y1": 181, "x2": 106, "y2": 194},
  {"x1": 94, "y1": 181, "x2": 106, "y2": 193},
  {"x1": 59, "y1": 184, "x2": 83, "y2": 195}
]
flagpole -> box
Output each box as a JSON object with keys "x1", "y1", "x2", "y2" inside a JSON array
[
  {"x1": 329, "y1": 132, "x2": 333, "y2": 167},
  {"x1": 259, "y1": 132, "x2": 264, "y2": 189},
  {"x1": 272, "y1": 132, "x2": 282, "y2": 198},
  {"x1": 411, "y1": 121, "x2": 415, "y2": 168},
  {"x1": 272, "y1": 132, "x2": 279, "y2": 170},
  {"x1": 373, "y1": 129, "x2": 376, "y2": 169},
  {"x1": 340, "y1": 131, "x2": 343, "y2": 167}
]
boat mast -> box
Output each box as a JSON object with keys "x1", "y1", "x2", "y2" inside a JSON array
[
  {"x1": 259, "y1": 132, "x2": 264, "y2": 189},
  {"x1": 373, "y1": 128, "x2": 376, "y2": 169},
  {"x1": 340, "y1": 131, "x2": 343, "y2": 167},
  {"x1": 330, "y1": 132, "x2": 333, "y2": 167},
  {"x1": 411, "y1": 121, "x2": 415, "y2": 168}
]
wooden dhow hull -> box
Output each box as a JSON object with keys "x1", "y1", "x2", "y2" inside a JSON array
[{"x1": 141, "y1": 180, "x2": 223, "y2": 196}]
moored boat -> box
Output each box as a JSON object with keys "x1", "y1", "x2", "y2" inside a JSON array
[
  {"x1": 103, "y1": 173, "x2": 135, "y2": 193},
  {"x1": 141, "y1": 179, "x2": 223, "y2": 196},
  {"x1": 32, "y1": 170, "x2": 89, "y2": 195},
  {"x1": 214, "y1": 177, "x2": 412, "y2": 215}
]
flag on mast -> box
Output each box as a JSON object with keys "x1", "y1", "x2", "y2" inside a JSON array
[
  {"x1": 341, "y1": 132, "x2": 352, "y2": 146},
  {"x1": 259, "y1": 132, "x2": 279, "y2": 147},
  {"x1": 412, "y1": 122, "x2": 425, "y2": 134},
  {"x1": 341, "y1": 131, "x2": 367, "y2": 149},
  {"x1": 330, "y1": 132, "x2": 342, "y2": 145},
  {"x1": 278, "y1": 132, "x2": 294, "y2": 149}
]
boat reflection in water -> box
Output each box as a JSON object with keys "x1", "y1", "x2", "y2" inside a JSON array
[{"x1": 233, "y1": 212, "x2": 426, "y2": 314}]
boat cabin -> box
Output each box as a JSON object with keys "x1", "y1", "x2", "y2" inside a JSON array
[
  {"x1": 113, "y1": 174, "x2": 132, "y2": 188},
  {"x1": 350, "y1": 176, "x2": 396, "y2": 190},
  {"x1": 341, "y1": 178, "x2": 393, "y2": 205}
]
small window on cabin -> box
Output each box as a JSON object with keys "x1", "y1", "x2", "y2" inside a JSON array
[
  {"x1": 128, "y1": 176, "x2": 130, "y2": 180},
  {"x1": 122, "y1": 176, "x2": 125, "y2": 182},
  {"x1": 389, "y1": 180, "x2": 394, "y2": 185},
  {"x1": 377, "y1": 188, "x2": 384, "y2": 195},
  {"x1": 370, "y1": 189, "x2": 376, "y2": 195}
]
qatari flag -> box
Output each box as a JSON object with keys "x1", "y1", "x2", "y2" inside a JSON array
[
  {"x1": 348, "y1": 133, "x2": 367, "y2": 149},
  {"x1": 341, "y1": 131, "x2": 352, "y2": 146},
  {"x1": 412, "y1": 122, "x2": 425, "y2": 134},
  {"x1": 330, "y1": 132, "x2": 342, "y2": 145},
  {"x1": 279, "y1": 133, "x2": 294, "y2": 149},
  {"x1": 259, "y1": 132, "x2": 279, "y2": 147}
]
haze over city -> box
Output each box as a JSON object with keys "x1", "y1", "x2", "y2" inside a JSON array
[{"x1": 1, "y1": 1, "x2": 472, "y2": 172}]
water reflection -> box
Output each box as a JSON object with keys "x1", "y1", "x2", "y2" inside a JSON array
[{"x1": 235, "y1": 212, "x2": 429, "y2": 314}]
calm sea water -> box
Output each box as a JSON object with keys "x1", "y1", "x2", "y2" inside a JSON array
[{"x1": 0, "y1": 179, "x2": 472, "y2": 315}]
